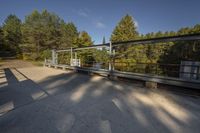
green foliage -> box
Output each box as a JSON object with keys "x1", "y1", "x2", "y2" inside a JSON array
[
  {"x1": 159, "y1": 24, "x2": 200, "y2": 64},
  {"x1": 58, "y1": 30, "x2": 94, "y2": 65},
  {"x1": 74, "y1": 31, "x2": 94, "y2": 65},
  {"x1": 22, "y1": 53, "x2": 32, "y2": 60},
  {"x1": 22, "y1": 10, "x2": 63, "y2": 60},
  {"x1": 2, "y1": 15, "x2": 22, "y2": 53},
  {"x1": 0, "y1": 27, "x2": 4, "y2": 50},
  {"x1": 110, "y1": 14, "x2": 200, "y2": 65},
  {"x1": 58, "y1": 53, "x2": 71, "y2": 65},
  {"x1": 110, "y1": 15, "x2": 199, "y2": 67},
  {"x1": 41, "y1": 49, "x2": 52, "y2": 59},
  {"x1": 110, "y1": 14, "x2": 139, "y2": 61},
  {"x1": 76, "y1": 49, "x2": 94, "y2": 65},
  {"x1": 127, "y1": 45, "x2": 148, "y2": 63},
  {"x1": 0, "y1": 10, "x2": 200, "y2": 69},
  {"x1": 60, "y1": 22, "x2": 79, "y2": 49},
  {"x1": 111, "y1": 14, "x2": 138, "y2": 42},
  {"x1": 76, "y1": 31, "x2": 93, "y2": 47},
  {"x1": 93, "y1": 48, "x2": 109, "y2": 63}
]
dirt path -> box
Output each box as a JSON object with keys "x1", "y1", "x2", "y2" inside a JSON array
[{"x1": 0, "y1": 59, "x2": 200, "y2": 133}]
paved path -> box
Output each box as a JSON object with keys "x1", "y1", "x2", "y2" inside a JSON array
[{"x1": 0, "y1": 59, "x2": 200, "y2": 133}]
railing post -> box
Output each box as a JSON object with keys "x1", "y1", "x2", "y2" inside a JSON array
[
  {"x1": 75, "y1": 52, "x2": 77, "y2": 66},
  {"x1": 43, "y1": 58, "x2": 47, "y2": 67},
  {"x1": 70, "y1": 47, "x2": 73, "y2": 66},
  {"x1": 55, "y1": 52, "x2": 58, "y2": 65},
  {"x1": 109, "y1": 42, "x2": 113, "y2": 71},
  {"x1": 52, "y1": 49, "x2": 56, "y2": 65},
  {"x1": 112, "y1": 49, "x2": 115, "y2": 71}
]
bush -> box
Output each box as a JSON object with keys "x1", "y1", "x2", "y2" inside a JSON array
[
  {"x1": 22, "y1": 50, "x2": 51, "y2": 61},
  {"x1": 22, "y1": 53, "x2": 33, "y2": 60},
  {"x1": 40, "y1": 50, "x2": 51, "y2": 60}
]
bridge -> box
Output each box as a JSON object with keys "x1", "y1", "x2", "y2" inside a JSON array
[{"x1": 0, "y1": 34, "x2": 200, "y2": 133}]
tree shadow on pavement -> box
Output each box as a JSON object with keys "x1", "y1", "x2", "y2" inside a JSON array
[
  {"x1": 0, "y1": 68, "x2": 49, "y2": 115},
  {"x1": 0, "y1": 68, "x2": 200, "y2": 133}
]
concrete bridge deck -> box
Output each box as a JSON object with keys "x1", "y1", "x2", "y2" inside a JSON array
[{"x1": 0, "y1": 60, "x2": 200, "y2": 133}]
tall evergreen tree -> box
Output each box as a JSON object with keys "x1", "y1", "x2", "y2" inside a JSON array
[
  {"x1": 110, "y1": 14, "x2": 138, "y2": 42},
  {"x1": 76, "y1": 31, "x2": 94, "y2": 64},
  {"x1": 22, "y1": 10, "x2": 63, "y2": 59},
  {"x1": 110, "y1": 14, "x2": 140, "y2": 62},
  {"x1": 60, "y1": 22, "x2": 78, "y2": 49},
  {"x1": 3, "y1": 14, "x2": 22, "y2": 53},
  {"x1": 0, "y1": 26, "x2": 4, "y2": 50},
  {"x1": 77, "y1": 31, "x2": 93, "y2": 47}
]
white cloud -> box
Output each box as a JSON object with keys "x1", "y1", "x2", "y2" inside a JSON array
[
  {"x1": 78, "y1": 10, "x2": 88, "y2": 17},
  {"x1": 73, "y1": 9, "x2": 89, "y2": 17},
  {"x1": 96, "y1": 21, "x2": 106, "y2": 28}
]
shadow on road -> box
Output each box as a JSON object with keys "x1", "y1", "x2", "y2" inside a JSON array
[
  {"x1": 0, "y1": 64, "x2": 199, "y2": 133},
  {"x1": 0, "y1": 68, "x2": 49, "y2": 115}
]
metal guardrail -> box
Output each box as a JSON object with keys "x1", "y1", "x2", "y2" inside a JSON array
[
  {"x1": 78, "y1": 62, "x2": 200, "y2": 80},
  {"x1": 44, "y1": 63, "x2": 200, "y2": 89},
  {"x1": 55, "y1": 33, "x2": 200, "y2": 52},
  {"x1": 56, "y1": 43, "x2": 110, "y2": 53},
  {"x1": 112, "y1": 33, "x2": 200, "y2": 47},
  {"x1": 47, "y1": 33, "x2": 200, "y2": 89}
]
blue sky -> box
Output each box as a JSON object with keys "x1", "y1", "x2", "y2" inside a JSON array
[{"x1": 0, "y1": 0, "x2": 200, "y2": 44}]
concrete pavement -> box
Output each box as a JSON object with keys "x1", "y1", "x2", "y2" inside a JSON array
[{"x1": 0, "y1": 60, "x2": 200, "y2": 133}]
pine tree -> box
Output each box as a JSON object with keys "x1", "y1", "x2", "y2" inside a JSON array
[
  {"x1": 22, "y1": 10, "x2": 63, "y2": 60},
  {"x1": 0, "y1": 26, "x2": 4, "y2": 50},
  {"x1": 77, "y1": 31, "x2": 93, "y2": 47},
  {"x1": 60, "y1": 22, "x2": 78, "y2": 49},
  {"x1": 3, "y1": 14, "x2": 22, "y2": 53},
  {"x1": 110, "y1": 14, "x2": 138, "y2": 42},
  {"x1": 110, "y1": 14, "x2": 139, "y2": 60},
  {"x1": 76, "y1": 31, "x2": 94, "y2": 64}
]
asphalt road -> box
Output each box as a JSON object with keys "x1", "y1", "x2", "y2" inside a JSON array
[{"x1": 0, "y1": 59, "x2": 200, "y2": 133}]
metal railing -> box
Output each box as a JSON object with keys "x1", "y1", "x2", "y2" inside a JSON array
[
  {"x1": 80, "y1": 62, "x2": 200, "y2": 80},
  {"x1": 45, "y1": 33, "x2": 200, "y2": 89}
]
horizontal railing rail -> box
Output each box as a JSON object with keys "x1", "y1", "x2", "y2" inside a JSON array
[
  {"x1": 44, "y1": 62, "x2": 200, "y2": 89},
  {"x1": 47, "y1": 33, "x2": 200, "y2": 89}
]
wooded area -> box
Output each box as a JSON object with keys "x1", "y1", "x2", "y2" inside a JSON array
[{"x1": 0, "y1": 10, "x2": 200, "y2": 67}]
